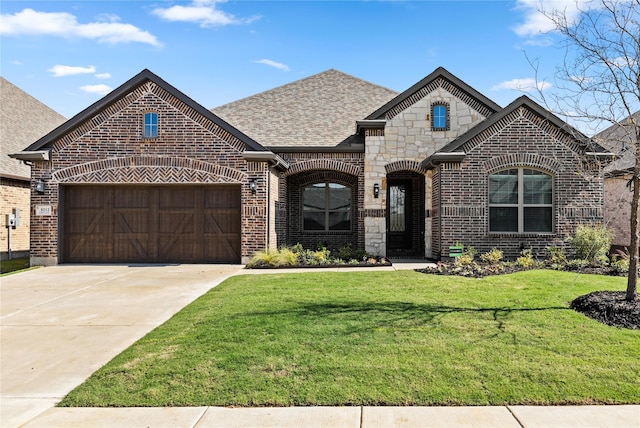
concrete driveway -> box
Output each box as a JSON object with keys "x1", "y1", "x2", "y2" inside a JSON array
[{"x1": 0, "y1": 264, "x2": 242, "y2": 428}]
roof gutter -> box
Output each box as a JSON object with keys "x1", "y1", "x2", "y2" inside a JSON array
[
  {"x1": 242, "y1": 151, "x2": 290, "y2": 171},
  {"x1": 420, "y1": 152, "x2": 466, "y2": 169},
  {"x1": 356, "y1": 120, "x2": 386, "y2": 134},
  {"x1": 8, "y1": 150, "x2": 51, "y2": 162}
]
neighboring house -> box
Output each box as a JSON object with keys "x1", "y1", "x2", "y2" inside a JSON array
[
  {"x1": 11, "y1": 68, "x2": 612, "y2": 266},
  {"x1": 1, "y1": 77, "x2": 66, "y2": 260},
  {"x1": 594, "y1": 112, "x2": 638, "y2": 249}
]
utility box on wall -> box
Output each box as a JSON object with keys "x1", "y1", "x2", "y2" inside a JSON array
[{"x1": 5, "y1": 209, "x2": 20, "y2": 228}]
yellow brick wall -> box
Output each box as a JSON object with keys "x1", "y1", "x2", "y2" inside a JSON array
[{"x1": 1, "y1": 178, "x2": 31, "y2": 258}]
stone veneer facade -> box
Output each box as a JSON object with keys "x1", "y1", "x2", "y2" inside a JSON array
[
  {"x1": 362, "y1": 83, "x2": 491, "y2": 258},
  {"x1": 28, "y1": 79, "x2": 273, "y2": 265}
]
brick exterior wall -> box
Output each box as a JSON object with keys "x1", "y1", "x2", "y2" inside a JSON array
[
  {"x1": 605, "y1": 174, "x2": 633, "y2": 247},
  {"x1": 1, "y1": 178, "x2": 30, "y2": 259},
  {"x1": 435, "y1": 107, "x2": 605, "y2": 260},
  {"x1": 29, "y1": 80, "x2": 270, "y2": 265},
  {"x1": 276, "y1": 152, "x2": 364, "y2": 251}
]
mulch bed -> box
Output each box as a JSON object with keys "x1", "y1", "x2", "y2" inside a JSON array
[{"x1": 570, "y1": 291, "x2": 640, "y2": 330}]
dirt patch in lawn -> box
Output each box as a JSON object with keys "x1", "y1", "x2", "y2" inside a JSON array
[{"x1": 571, "y1": 291, "x2": 640, "y2": 330}]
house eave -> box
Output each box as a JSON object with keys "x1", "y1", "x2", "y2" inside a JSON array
[
  {"x1": 8, "y1": 150, "x2": 50, "y2": 162},
  {"x1": 269, "y1": 145, "x2": 365, "y2": 154},
  {"x1": 420, "y1": 152, "x2": 466, "y2": 169},
  {"x1": 242, "y1": 151, "x2": 290, "y2": 170},
  {"x1": 356, "y1": 120, "x2": 386, "y2": 134}
]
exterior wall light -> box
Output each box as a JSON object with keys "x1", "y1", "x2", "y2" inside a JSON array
[
  {"x1": 36, "y1": 179, "x2": 45, "y2": 194},
  {"x1": 249, "y1": 178, "x2": 257, "y2": 194},
  {"x1": 373, "y1": 183, "x2": 380, "y2": 198}
]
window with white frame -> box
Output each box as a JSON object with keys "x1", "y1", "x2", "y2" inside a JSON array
[
  {"x1": 488, "y1": 168, "x2": 553, "y2": 233},
  {"x1": 303, "y1": 182, "x2": 351, "y2": 231}
]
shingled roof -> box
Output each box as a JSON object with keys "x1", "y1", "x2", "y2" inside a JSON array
[
  {"x1": 212, "y1": 69, "x2": 398, "y2": 149},
  {"x1": 594, "y1": 111, "x2": 638, "y2": 175},
  {"x1": 1, "y1": 77, "x2": 66, "y2": 180}
]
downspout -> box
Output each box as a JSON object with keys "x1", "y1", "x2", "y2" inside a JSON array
[{"x1": 266, "y1": 167, "x2": 271, "y2": 250}]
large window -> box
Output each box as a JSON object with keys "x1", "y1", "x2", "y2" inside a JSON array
[
  {"x1": 143, "y1": 112, "x2": 158, "y2": 138},
  {"x1": 489, "y1": 168, "x2": 553, "y2": 233},
  {"x1": 303, "y1": 182, "x2": 351, "y2": 231}
]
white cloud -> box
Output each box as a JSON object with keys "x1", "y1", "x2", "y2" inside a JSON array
[
  {"x1": 11, "y1": 60, "x2": 23, "y2": 65},
  {"x1": 95, "y1": 72, "x2": 112, "y2": 79},
  {"x1": 254, "y1": 59, "x2": 290, "y2": 72},
  {"x1": 512, "y1": 0, "x2": 597, "y2": 37},
  {"x1": 492, "y1": 78, "x2": 552, "y2": 92},
  {"x1": 152, "y1": 0, "x2": 259, "y2": 27},
  {"x1": 80, "y1": 84, "x2": 112, "y2": 95},
  {"x1": 0, "y1": 8, "x2": 161, "y2": 46},
  {"x1": 49, "y1": 64, "x2": 96, "y2": 77}
]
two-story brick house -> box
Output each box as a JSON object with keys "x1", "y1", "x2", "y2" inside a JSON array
[{"x1": 12, "y1": 67, "x2": 612, "y2": 265}]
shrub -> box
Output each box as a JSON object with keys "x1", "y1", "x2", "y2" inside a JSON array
[
  {"x1": 246, "y1": 250, "x2": 279, "y2": 268},
  {"x1": 568, "y1": 225, "x2": 613, "y2": 265},
  {"x1": 337, "y1": 243, "x2": 354, "y2": 261},
  {"x1": 545, "y1": 246, "x2": 568, "y2": 265},
  {"x1": 480, "y1": 248, "x2": 503, "y2": 264},
  {"x1": 516, "y1": 249, "x2": 535, "y2": 268},
  {"x1": 610, "y1": 250, "x2": 630, "y2": 274},
  {"x1": 463, "y1": 245, "x2": 477, "y2": 259},
  {"x1": 454, "y1": 254, "x2": 474, "y2": 267}
]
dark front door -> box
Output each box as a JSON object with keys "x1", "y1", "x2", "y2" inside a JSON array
[{"x1": 387, "y1": 180, "x2": 412, "y2": 251}]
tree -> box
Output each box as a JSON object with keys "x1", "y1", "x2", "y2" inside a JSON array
[{"x1": 535, "y1": 0, "x2": 639, "y2": 301}]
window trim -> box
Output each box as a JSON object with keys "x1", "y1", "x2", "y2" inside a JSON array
[
  {"x1": 143, "y1": 111, "x2": 158, "y2": 139},
  {"x1": 431, "y1": 102, "x2": 449, "y2": 131},
  {"x1": 302, "y1": 182, "x2": 352, "y2": 232},
  {"x1": 488, "y1": 168, "x2": 554, "y2": 234}
]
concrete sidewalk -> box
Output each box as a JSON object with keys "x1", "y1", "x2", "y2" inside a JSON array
[
  {"x1": 2, "y1": 262, "x2": 638, "y2": 427},
  {"x1": 17, "y1": 404, "x2": 640, "y2": 427}
]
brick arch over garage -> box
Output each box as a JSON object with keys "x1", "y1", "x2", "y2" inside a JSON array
[
  {"x1": 283, "y1": 159, "x2": 361, "y2": 177},
  {"x1": 385, "y1": 160, "x2": 427, "y2": 175},
  {"x1": 52, "y1": 156, "x2": 247, "y2": 184}
]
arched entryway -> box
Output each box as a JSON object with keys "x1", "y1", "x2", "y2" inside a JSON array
[{"x1": 386, "y1": 170, "x2": 425, "y2": 258}]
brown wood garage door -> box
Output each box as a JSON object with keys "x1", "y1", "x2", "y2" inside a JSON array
[{"x1": 62, "y1": 185, "x2": 241, "y2": 263}]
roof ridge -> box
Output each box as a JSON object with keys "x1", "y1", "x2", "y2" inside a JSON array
[{"x1": 212, "y1": 69, "x2": 397, "y2": 111}]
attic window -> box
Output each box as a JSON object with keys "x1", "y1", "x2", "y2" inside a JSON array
[
  {"x1": 143, "y1": 112, "x2": 158, "y2": 138},
  {"x1": 431, "y1": 103, "x2": 449, "y2": 131}
]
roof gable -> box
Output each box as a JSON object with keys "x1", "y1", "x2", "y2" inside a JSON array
[
  {"x1": 1, "y1": 78, "x2": 66, "y2": 179},
  {"x1": 25, "y1": 69, "x2": 268, "y2": 153},
  {"x1": 212, "y1": 69, "x2": 398, "y2": 149},
  {"x1": 422, "y1": 96, "x2": 611, "y2": 168},
  {"x1": 365, "y1": 67, "x2": 501, "y2": 121},
  {"x1": 594, "y1": 111, "x2": 638, "y2": 174}
]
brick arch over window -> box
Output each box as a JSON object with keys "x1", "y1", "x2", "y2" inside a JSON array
[
  {"x1": 283, "y1": 159, "x2": 361, "y2": 177},
  {"x1": 483, "y1": 153, "x2": 562, "y2": 174},
  {"x1": 52, "y1": 156, "x2": 247, "y2": 184},
  {"x1": 287, "y1": 169, "x2": 359, "y2": 251},
  {"x1": 385, "y1": 160, "x2": 427, "y2": 175}
]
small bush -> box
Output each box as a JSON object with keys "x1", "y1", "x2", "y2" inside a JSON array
[
  {"x1": 480, "y1": 248, "x2": 503, "y2": 264},
  {"x1": 516, "y1": 249, "x2": 535, "y2": 268},
  {"x1": 463, "y1": 245, "x2": 477, "y2": 259},
  {"x1": 545, "y1": 246, "x2": 568, "y2": 265},
  {"x1": 568, "y1": 225, "x2": 613, "y2": 265},
  {"x1": 610, "y1": 250, "x2": 630, "y2": 274},
  {"x1": 454, "y1": 254, "x2": 474, "y2": 267},
  {"x1": 337, "y1": 243, "x2": 354, "y2": 261}
]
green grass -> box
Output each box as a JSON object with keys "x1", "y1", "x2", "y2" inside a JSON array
[
  {"x1": 0, "y1": 257, "x2": 32, "y2": 275},
  {"x1": 59, "y1": 270, "x2": 640, "y2": 407}
]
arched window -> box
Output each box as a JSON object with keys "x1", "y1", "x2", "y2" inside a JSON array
[
  {"x1": 431, "y1": 103, "x2": 449, "y2": 131},
  {"x1": 489, "y1": 168, "x2": 553, "y2": 233},
  {"x1": 143, "y1": 112, "x2": 158, "y2": 138},
  {"x1": 303, "y1": 182, "x2": 351, "y2": 231}
]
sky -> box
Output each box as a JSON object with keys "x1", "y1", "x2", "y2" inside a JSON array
[{"x1": 0, "y1": 0, "x2": 598, "y2": 127}]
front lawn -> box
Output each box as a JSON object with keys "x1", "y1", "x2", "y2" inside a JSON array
[{"x1": 59, "y1": 270, "x2": 640, "y2": 407}]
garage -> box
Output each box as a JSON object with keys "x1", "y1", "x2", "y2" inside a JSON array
[{"x1": 62, "y1": 185, "x2": 241, "y2": 264}]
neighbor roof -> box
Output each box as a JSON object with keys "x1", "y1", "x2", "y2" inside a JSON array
[
  {"x1": 212, "y1": 69, "x2": 398, "y2": 149},
  {"x1": 1, "y1": 77, "x2": 66, "y2": 180},
  {"x1": 23, "y1": 69, "x2": 269, "y2": 154},
  {"x1": 594, "y1": 111, "x2": 638, "y2": 175}
]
